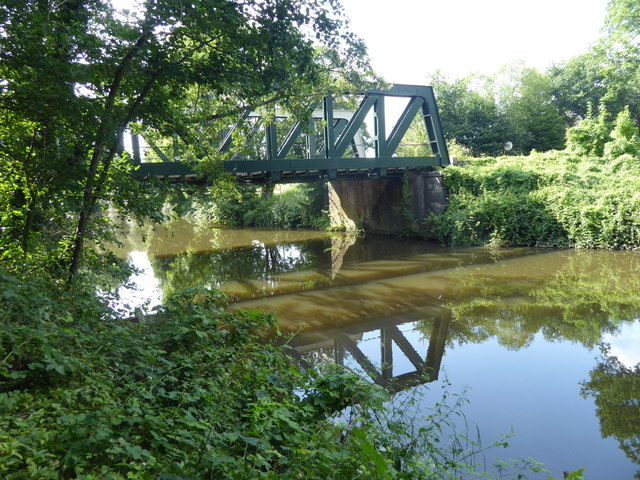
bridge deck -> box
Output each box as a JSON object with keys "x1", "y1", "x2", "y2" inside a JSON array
[{"x1": 137, "y1": 157, "x2": 442, "y2": 184}]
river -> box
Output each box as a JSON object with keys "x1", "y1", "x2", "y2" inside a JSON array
[{"x1": 113, "y1": 219, "x2": 640, "y2": 479}]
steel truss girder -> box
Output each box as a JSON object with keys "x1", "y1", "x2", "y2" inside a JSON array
[{"x1": 137, "y1": 84, "x2": 449, "y2": 183}]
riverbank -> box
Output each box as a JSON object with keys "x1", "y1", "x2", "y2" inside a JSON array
[{"x1": 434, "y1": 150, "x2": 640, "y2": 249}]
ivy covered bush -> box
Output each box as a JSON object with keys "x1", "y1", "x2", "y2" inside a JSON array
[{"x1": 435, "y1": 107, "x2": 640, "y2": 249}]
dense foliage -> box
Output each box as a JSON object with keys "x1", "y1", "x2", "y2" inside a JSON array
[
  {"x1": 214, "y1": 184, "x2": 329, "y2": 230},
  {"x1": 434, "y1": 106, "x2": 640, "y2": 248},
  {"x1": 0, "y1": 0, "x2": 372, "y2": 280}
]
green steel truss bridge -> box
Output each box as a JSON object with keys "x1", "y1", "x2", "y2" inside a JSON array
[{"x1": 136, "y1": 84, "x2": 449, "y2": 184}]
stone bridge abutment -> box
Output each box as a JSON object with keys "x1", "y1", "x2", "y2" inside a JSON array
[{"x1": 328, "y1": 171, "x2": 447, "y2": 236}]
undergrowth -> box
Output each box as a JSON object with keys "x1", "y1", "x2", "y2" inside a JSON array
[
  {"x1": 168, "y1": 183, "x2": 330, "y2": 230},
  {"x1": 435, "y1": 151, "x2": 640, "y2": 248},
  {"x1": 0, "y1": 273, "x2": 581, "y2": 479}
]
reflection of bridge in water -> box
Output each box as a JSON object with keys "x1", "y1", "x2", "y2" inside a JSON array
[
  {"x1": 286, "y1": 312, "x2": 451, "y2": 393},
  {"x1": 224, "y1": 243, "x2": 570, "y2": 393}
]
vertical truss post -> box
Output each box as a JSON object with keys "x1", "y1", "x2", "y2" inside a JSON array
[
  {"x1": 131, "y1": 133, "x2": 141, "y2": 164},
  {"x1": 422, "y1": 87, "x2": 450, "y2": 166},
  {"x1": 334, "y1": 337, "x2": 344, "y2": 365},
  {"x1": 373, "y1": 95, "x2": 387, "y2": 158},
  {"x1": 323, "y1": 94, "x2": 335, "y2": 158},
  {"x1": 306, "y1": 119, "x2": 317, "y2": 158},
  {"x1": 265, "y1": 123, "x2": 278, "y2": 160},
  {"x1": 265, "y1": 122, "x2": 280, "y2": 181},
  {"x1": 425, "y1": 313, "x2": 451, "y2": 381},
  {"x1": 172, "y1": 133, "x2": 179, "y2": 161},
  {"x1": 324, "y1": 94, "x2": 337, "y2": 178},
  {"x1": 381, "y1": 327, "x2": 393, "y2": 382}
]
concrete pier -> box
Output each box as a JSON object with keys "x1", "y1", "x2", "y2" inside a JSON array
[{"x1": 328, "y1": 171, "x2": 447, "y2": 235}]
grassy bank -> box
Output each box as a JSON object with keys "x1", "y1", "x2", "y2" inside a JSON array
[{"x1": 434, "y1": 151, "x2": 640, "y2": 249}]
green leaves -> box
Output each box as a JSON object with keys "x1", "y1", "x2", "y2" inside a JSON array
[
  {"x1": 436, "y1": 146, "x2": 640, "y2": 250},
  {"x1": 1, "y1": 0, "x2": 372, "y2": 280}
]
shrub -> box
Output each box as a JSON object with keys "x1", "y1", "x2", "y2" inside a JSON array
[
  {"x1": 565, "y1": 102, "x2": 611, "y2": 157},
  {"x1": 211, "y1": 184, "x2": 328, "y2": 230},
  {"x1": 433, "y1": 189, "x2": 566, "y2": 247},
  {"x1": 604, "y1": 107, "x2": 640, "y2": 159},
  {"x1": 436, "y1": 146, "x2": 640, "y2": 249}
]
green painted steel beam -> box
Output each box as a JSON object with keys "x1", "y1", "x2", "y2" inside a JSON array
[
  {"x1": 134, "y1": 84, "x2": 450, "y2": 181},
  {"x1": 277, "y1": 120, "x2": 303, "y2": 158},
  {"x1": 138, "y1": 162, "x2": 197, "y2": 177},
  {"x1": 333, "y1": 95, "x2": 376, "y2": 157},
  {"x1": 323, "y1": 94, "x2": 335, "y2": 158},
  {"x1": 224, "y1": 156, "x2": 442, "y2": 171},
  {"x1": 138, "y1": 156, "x2": 443, "y2": 179},
  {"x1": 373, "y1": 95, "x2": 386, "y2": 157}
]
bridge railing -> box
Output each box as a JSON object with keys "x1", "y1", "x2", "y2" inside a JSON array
[{"x1": 136, "y1": 84, "x2": 449, "y2": 184}]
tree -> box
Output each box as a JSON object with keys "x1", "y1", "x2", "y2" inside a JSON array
[
  {"x1": 548, "y1": 51, "x2": 610, "y2": 126},
  {"x1": 428, "y1": 72, "x2": 510, "y2": 157},
  {"x1": 0, "y1": 0, "x2": 371, "y2": 281},
  {"x1": 428, "y1": 65, "x2": 565, "y2": 157},
  {"x1": 495, "y1": 62, "x2": 565, "y2": 153},
  {"x1": 582, "y1": 355, "x2": 640, "y2": 478},
  {"x1": 550, "y1": 0, "x2": 640, "y2": 129}
]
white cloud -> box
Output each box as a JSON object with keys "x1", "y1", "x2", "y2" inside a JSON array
[{"x1": 603, "y1": 321, "x2": 640, "y2": 368}]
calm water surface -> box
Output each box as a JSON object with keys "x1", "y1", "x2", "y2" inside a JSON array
[{"x1": 116, "y1": 219, "x2": 640, "y2": 479}]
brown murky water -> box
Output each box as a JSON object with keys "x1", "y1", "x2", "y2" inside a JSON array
[{"x1": 116, "y1": 219, "x2": 640, "y2": 479}]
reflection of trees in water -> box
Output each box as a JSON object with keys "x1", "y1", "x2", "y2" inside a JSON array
[
  {"x1": 411, "y1": 251, "x2": 640, "y2": 475},
  {"x1": 417, "y1": 251, "x2": 640, "y2": 351},
  {"x1": 582, "y1": 356, "x2": 640, "y2": 478},
  {"x1": 149, "y1": 240, "x2": 329, "y2": 298}
]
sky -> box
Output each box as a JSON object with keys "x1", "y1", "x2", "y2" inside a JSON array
[
  {"x1": 604, "y1": 322, "x2": 640, "y2": 368},
  {"x1": 340, "y1": 0, "x2": 611, "y2": 83}
]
